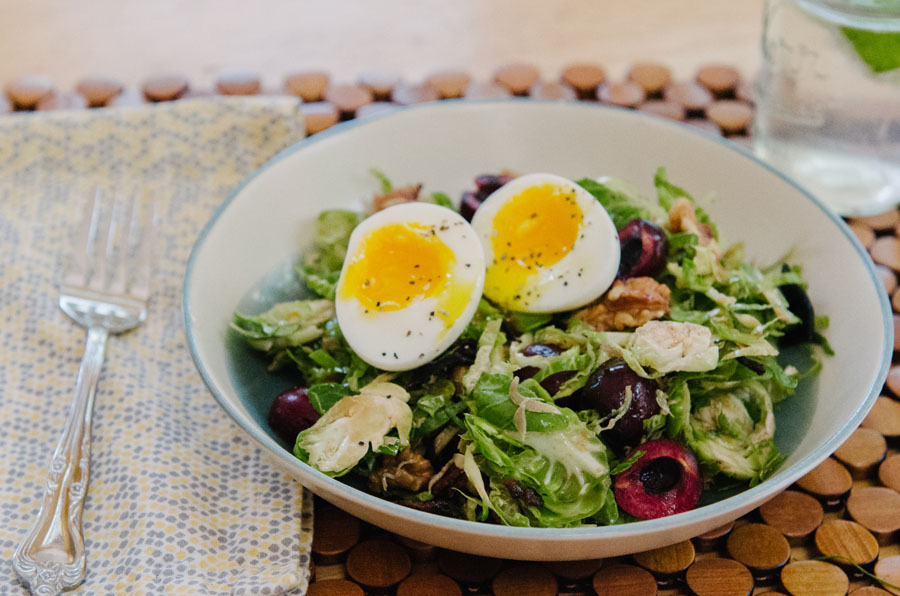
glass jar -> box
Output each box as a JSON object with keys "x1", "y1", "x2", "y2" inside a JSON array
[{"x1": 753, "y1": 0, "x2": 900, "y2": 216}]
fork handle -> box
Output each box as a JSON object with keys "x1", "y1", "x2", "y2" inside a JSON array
[{"x1": 13, "y1": 326, "x2": 109, "y2": 596}]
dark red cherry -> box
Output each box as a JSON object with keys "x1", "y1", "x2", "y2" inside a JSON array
[
  {"x1": 578, "y1": 358, "x2": 659, "y2": 450},
  {"x1": 267, "y1": 387, "x2": 320, "y2": 444},
  {"x1": 522, "y1": 343, "x2": 564, "y2": 357},
  {"x1": 617, "y1": 218, "x2": 668, "y2": 279},
  {"x1": 613, "y1": 439, "x2": 702, "y2": 519}
]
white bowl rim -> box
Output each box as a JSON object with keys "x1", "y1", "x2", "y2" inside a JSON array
[{"x1": 182, "y1": 98, "x2": 893, "y2": 541}]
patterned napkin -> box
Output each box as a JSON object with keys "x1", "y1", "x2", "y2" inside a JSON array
[{"x1": 0, "y1": 97, "x2": 313, "y2": 595}]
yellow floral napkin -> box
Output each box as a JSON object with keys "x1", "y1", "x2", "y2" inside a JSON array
[{"x1": 0, "y1": 97, "x2": 313, "y2": 595}]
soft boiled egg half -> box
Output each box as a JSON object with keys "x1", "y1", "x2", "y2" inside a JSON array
[
  {"x1": 471, "y1": 173, "x2": 620, "y2": 313},
  {"x1": 335, "y1": 202, "x2": 485, "y2": 371}
]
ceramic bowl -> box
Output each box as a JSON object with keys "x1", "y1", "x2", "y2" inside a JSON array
[{"x1": 183, "y1": 100, "x2": 891, "y2": 560}]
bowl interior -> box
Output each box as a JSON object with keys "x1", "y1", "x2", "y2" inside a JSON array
[{"x1": 183, "y1": 100, "x2": 891, "y2": 559}]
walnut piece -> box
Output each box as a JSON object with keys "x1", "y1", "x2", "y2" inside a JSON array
[
  {"x1": 373, "y1": 184, "x2": 421, "y2": 211},
  {"x1": 369, "y1": 447, "x2": 434, "y2": 493},
  {"x1": 668, "y1": 197, "x2": 713, "y2": 246},
  {"x1": 576, "y1": 277, "x2": 671, "y2": 331}
]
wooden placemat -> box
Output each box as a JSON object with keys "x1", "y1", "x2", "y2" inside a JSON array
[{"x1": 6, "y1": 63, "x2": 899, "y2": 596}]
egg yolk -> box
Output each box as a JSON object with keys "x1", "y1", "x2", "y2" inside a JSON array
[
  {"x1": 484, "y1": 183, "x2": 583, "y2": 310},
  {"x1": 340, "y1": 222, "x2": 473, "y2": 330}
]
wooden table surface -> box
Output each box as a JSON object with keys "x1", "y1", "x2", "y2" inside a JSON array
[{"x1": 0, "y1": 0, "x2": 765, "y2": 91}]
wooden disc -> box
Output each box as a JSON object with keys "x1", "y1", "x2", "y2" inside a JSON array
[
  {"x1": 142, "y1": 74, "x2": 189, "y2": 102},
  {"x1": 873, "y1": 555, "x2": 900, "y2": 596},
  {"x1": 285, "y1": 70, "x2": 330, "y2": 102},
  {"x1": 75, "y1": 76, "x2": 124, "y2": 107},
  {"x1": 437, "y1": 549, "x2": 502, "y2": 584},
  {"x1": 464, "y1": 81, "x2": 513, "y2": 99},
  {"x1": 848, "y1": 221, "x2": 876, "y2": 249},
  {"x1": 528, "y1": 81, "x2": 577, "y2": 101},
  {"x1": 302, "y1": 102, "x2": 340, "y2": 135},
  {"x1": 888, "y1": 366, "x2": 900, "y2": 398},
  {"x1": 627, "y1": 62, "x2": 672, "y2": 95},
  {"x1": 726, "y1": 522, "x2": 791, "y2": 582},
  {"x1": 632, "y1": 539, "x2": 695, "y2": 583},
  {"x1": 397, "y1": 535, "x2": 437, "y2": 562},
  {"x1": 637, "y1": 100, "x2": 686, "y2": 121},
  {"x1": 685, "y1": 557, "x2": 754, "y2": 596},
  {"x1": 781, "y1": 561, "x2": 848, "y2": 596},
  {"x1": 312, "y1": 503, "x2": 361, "y2": 560},
  {"x1": 871, "y1": 237, "x2": 900, "y2": 272},
  {"x1": 861, "y1": 396, "x2": 900, "y2": 439},
  {"x1": 759, "y1": 490, "x2": 824, "y2": 545},
  {"x1": 696, "y1": 64, "x2": 741, "y2": 96},
  {"x1": 494, "y1": 63, "x2": 541, "y2": 95},
  {"x1": 833, "y1": 427, "x2": 887, "y2": 479},
  {"x1": 592, "y1": 564, "x2": 658, "y2": 596},
  {"x1": 706, "y1": 100, "x2": 753, "y2": 134},
  {"x1": 561, "y1": 63, "x2": 606, "y2": 97},
  {"x1": 795, "y1": 457, "x2": 853, "y2": 507},
  {"x1": 877, "y1": 267, "x2": 900, "y2": 295},
  {"x1": 663, "y1": 82, "x2": 713, "y2": 112},
  {"x1": 391, "y1": 82, "x2": 439, "y2": 106},
  {"x1": 846, "y1": 486, "x2": 900, "y2": 544},
  {"x1": 597, "y1": 81, "x2": 646, "y2": 108},
  {"x1": 5, "y1": 75, "x2": 54, "y2": 108},
  {"x1": 879, "y1": 453, "x2": 900, "y2": 492},
  {"x1": 814, "y1": 519, "x2": 880, "y2": 568},
  {"x1": 895, "y1": 314, "x2": 900, "y2": 352},
  {"x1": 307, "y1": 579, "x2": 365, "y2": 596},
  {"x1": 544, "y1": 558, "x2": 604, "y2": 580},
  {"x1": 396, "y1": 573, "x2": 462, "y2": 596},
  {"x1": 425, "y1": 70, "x2": 471, "y2": 99},
  {"x1": 215, "y1": 69, "x2": 261, "y2": 95},
  {"x1": 693, "y1": 520, "x2": 736, "y2": 551},
  {"x1": 850, "y1": 587, "x2": 894, "y2": 596},
  {"x1": 36, "y1": 92, "x2": 87, "y2": 111},
  {"x1": 492, "y1": 564, "x2": 558, "y2": 596},
  {"x1": 323, "y1": 83, "x2": 373, "y2": 115},
  {"x1": 345, "y1": 538, "x2": 411, "y2": 588},
  {"x1": 851, "y1": 210, "x2": 900, "y2": 231},
  {"x1": 357, "y1": 71, "x2": 400, "y2": 100}
]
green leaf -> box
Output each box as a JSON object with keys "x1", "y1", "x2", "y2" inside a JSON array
[
  {"x1": 469, "y1": 373, "x2": 568, "y2": 432},
  {"x1": 307, "y1": 383, "x2": 352, "y2": 414},
  {"x1": 841, "y1": 27, "x2": 900, "y2": 73},
  {"x1": 576, "y1": 177, "x2": 652, "y2": 229},
  {"x1": 506, "y1": 310, "x2": 553, "y2": 334},
  {"x1": 308, "y1": 349, "x2": 341, "y2": 369},
  {"x1": 430, "y1": 191, "x2": 455, "y2": 209},
  {"x1": 370, "y1": 168, "x2": 393, "y2": 193},
  {"x1": 299, "y1": 209, "x2": 364, "y2": 299}
]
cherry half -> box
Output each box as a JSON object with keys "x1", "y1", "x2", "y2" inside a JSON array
[
  {"x1": 617, "y1": 218, "x2": 668, "y2": 279},
  {"x1": 613, "y1": 439, "x2": 702, "y2": 519}
]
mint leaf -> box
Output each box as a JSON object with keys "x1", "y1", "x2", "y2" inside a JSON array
[{"x1": 841, "y1": 27, "x2": 900, "y2": 73}]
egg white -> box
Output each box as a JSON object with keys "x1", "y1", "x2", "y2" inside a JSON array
[
  {"x1": 335, "y1": 202, "x2": 485, "y2": 371},
  {"x1": 470, "y1": 173, "x2": 620, "y2": 313}
]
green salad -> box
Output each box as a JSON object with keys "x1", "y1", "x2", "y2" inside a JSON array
[{"x1": 231, "y1": 169, "x2": 829, "y2": 527}]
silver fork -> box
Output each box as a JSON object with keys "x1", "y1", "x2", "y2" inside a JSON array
[{"x1": 13, "y1": 188, "x2": 155, "y2": 596}]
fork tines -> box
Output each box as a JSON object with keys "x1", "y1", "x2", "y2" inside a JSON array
[{"x1": 64, "y1": 188, "x2": 155, "y2": 301}]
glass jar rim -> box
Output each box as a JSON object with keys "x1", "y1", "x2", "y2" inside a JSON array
[{"x1": 797, "y1": 0, "x2": 900, "y2": 30}]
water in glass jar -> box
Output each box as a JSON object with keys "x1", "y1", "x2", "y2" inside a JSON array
[{"x1": 753, "y1": 0, "x2": 900, "y2": 216}]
